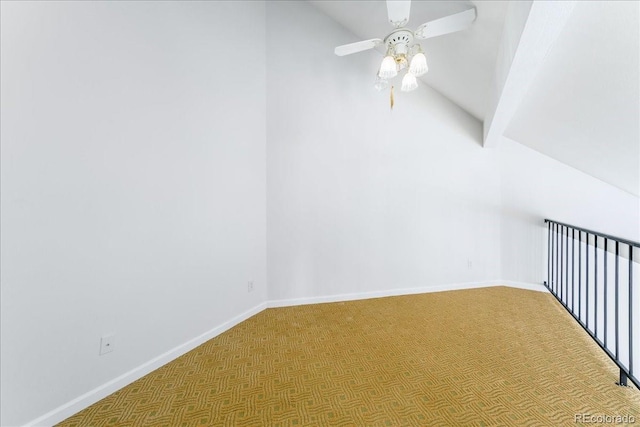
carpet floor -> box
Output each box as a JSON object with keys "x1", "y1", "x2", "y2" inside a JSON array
[{"x1": 58, "y1": 286, "x2": 640, "y2": 426}]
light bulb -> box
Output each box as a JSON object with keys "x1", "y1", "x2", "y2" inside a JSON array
[
  {"x1": 401, "y1": 72, "x2": 418, "y2": 92},
  {"x1": 374, "y1": 76, "x2": 389, "y2": 92},
  {"x1": 378, "y1": 55, "x2": 397, "y2": 79},
  {"x1": 409, "y1": 52, "x2": 428, "y2": 76}
]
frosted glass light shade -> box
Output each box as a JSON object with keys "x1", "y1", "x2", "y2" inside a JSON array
[
  {"x1": 401, "y1": 72, "x2": 418, "y2": 92},
  {"x1": 374, "y1": 76, "x2": 389, "y2": 92},
  {"x1": 378, "y1": 56, "x2": 397, "y2": 79},
  {"x1": 409, "y1": 52, "x2": 428, "y2": 76}
]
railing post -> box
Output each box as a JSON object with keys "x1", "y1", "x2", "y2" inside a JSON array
[
  {"x1": 595, "y1": 235, "x2": 598, "y2": 338},
  {"x1": 619, "y1": 370, "x2": 628, "y2": 387},
  {"x1": 561, "y1": 225, "x2": 565, "y2": 302},
  {"x1": 547, "y1": 221, "x2": 551, "y2": 289},
  {"x1": 615, "y1": 241, "x2": 619, "y2": 359},
  {"x1": 586, "y1": 232, "x2": 590, "y2": 329},
  {"x1": 553, "y1": 224, "x2": 559, "y2": 293},
  {"x1": 604, "y1": 238, "x2": 608, "y2": 348},
  {"x1": 565, "y1": 225, "x2": 569, "y2": 305},
  {"x1": 579, "y1": 230, "x2": 582, "y2": 320},
  {"x1": 629, "y1": 245, "x2": 633, "y2": 377},
  {"x1": 572, "y1": 228, "x2": 576, "y2": 313}
]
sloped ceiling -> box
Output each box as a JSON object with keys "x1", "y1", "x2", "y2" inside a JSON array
[
  {"x1": 504, "y1": 1, "x2": 639, "y2": 197},
  {"x1": 309, "y1": 0, "x2": 508, "y2": 121}
]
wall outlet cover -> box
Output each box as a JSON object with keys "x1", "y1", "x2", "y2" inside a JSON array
[{"x1": 100, "y1": 334, "x2": 115, "y2": 355}]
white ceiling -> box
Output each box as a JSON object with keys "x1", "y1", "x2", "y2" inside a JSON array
[
  {"x1": 504, "y1": 1, "x2": 639, "y2": 196},
  {"x1": 309, "y1": 0, "x2": 508, "y2": 121}
]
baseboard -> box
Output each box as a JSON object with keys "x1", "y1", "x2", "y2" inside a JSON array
[
  {"x1": 23, "y1": 280, "x2": 546, "y2": 426},
  {"x1": 23, "y1": 302, "x2": 267, "y2": 427},
  {"x1": 499, "y1": 281, "x2": 549, "y2": 293},
  {"x1": 267, "y1": 280, "x2": 504, "y2": 308}
]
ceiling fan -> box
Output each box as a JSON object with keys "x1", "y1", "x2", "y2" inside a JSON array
[{"x1": 334, "y1": 0, "x2": 477, "y2": 94}]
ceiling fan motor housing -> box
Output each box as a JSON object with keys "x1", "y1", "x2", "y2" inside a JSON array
[{"x1": 384, "y1": 29, "x2": 414, "y2": 55}]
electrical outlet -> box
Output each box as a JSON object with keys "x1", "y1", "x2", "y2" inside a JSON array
[
  {"x1": 248, "y1": 281, "x2": 254, "y2": 292},
  {"x1": 467, "y1": 260, "x2": 473, "y2": 269},
  {"x1": 100, "y1": 334, "x2": 115, "y2": 355}
]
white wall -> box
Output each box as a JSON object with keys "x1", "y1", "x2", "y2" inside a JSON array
[
  {"x1": 0, "y1": 2, "x2": 266, "y2": 426},
  {"x1": 266, "y1": 1, "x2": 502, "y2": 302},
  {"x1": 499, "y1": 137, "x2": 640, "y2": 284}
]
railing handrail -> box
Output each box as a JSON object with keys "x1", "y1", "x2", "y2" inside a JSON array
[{"x1": 545, "y1": 219, "x2": 640, "y2": 248}]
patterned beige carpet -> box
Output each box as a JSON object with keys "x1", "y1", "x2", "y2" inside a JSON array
[{"x1": 59, "y1": 286, "x2": 639, "y2": 426}]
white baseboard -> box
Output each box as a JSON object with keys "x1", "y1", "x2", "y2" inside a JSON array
[
  {"x1": 24, "y1": 280, "x2": 547, "y2": 426},
  {"x1": 499, "y1": 281, "x2": 549, "y2": 293},
  {"x1": 24, "y1": 302, "x2": 267, "y2": 427},
  {"x1": 268, "y1": 280, "x2": 505, "y2": 308}
]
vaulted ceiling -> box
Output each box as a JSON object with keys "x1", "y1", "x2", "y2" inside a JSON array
[
  {"x1": 308, "y1": 0, "x2": 640, "y2": 197},
  {"x1": 310, "y1": 0, "x2": 508, "y2": 121}
]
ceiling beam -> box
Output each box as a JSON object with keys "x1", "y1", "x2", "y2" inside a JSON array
[{"x1": 483, "y1": 1, "x2": 577, "y2": 148}]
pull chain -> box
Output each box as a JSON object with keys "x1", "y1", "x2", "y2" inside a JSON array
[{"x1": 390, "y1": 85, "x2": 394, "y2": 110}]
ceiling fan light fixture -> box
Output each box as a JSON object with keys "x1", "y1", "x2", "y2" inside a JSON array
[
  {"x1": 395, "y1": 54, "x2": 408, "y2": 70},
  {"x1": 374, "y1": 76, "x2": 389, "y2": 92},
  {"x1": 333, "y1": 1, "x2": 478, "y2": 105},
  {"x1": 379, "y1": 55, "x2": 398, "y2": 79},
  {"x1": 401, "y1": 72, "x2": 418, "y2": 92},
  {"x1": 409, "y1": 52, "x2": 428, "y2": 76}
]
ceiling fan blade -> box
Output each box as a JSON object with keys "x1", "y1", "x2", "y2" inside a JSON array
[
  {"x1": 386, "y1": 0, "x2": 411, "y2": 28},
  {"x1": 414, "y1": 7, "x2": 477, "y2": 39},
  {"x1": 334, "y1": 38, "x2": 383, "y2": 56}
]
